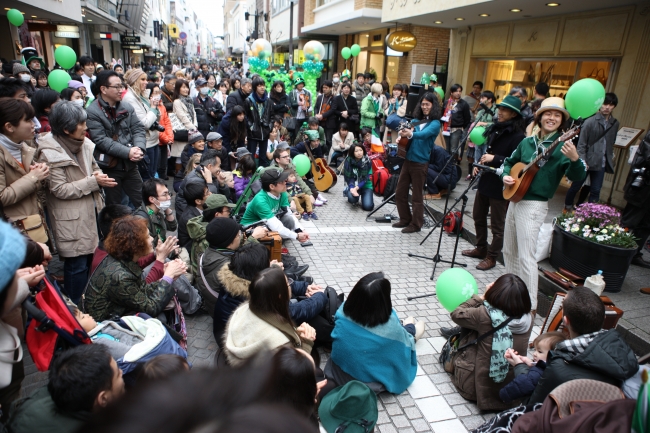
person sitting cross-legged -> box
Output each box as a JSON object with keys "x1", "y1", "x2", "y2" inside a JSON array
[
  {"x1": 286, "y1": 171, "x2": 317, "y2": 221},
  {"x1": 6, "y1": 345, "x2": 125, "y2": 433},
  {"x1": 424, "y1": 145, "x2": 458, "y2": 200}
]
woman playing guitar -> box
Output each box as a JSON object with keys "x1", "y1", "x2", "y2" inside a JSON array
[
  {"x1": 392, "y1": 92, "x2": 442, "y2": 233},
  {"x1": 501, "y1": 97, "x2": 586, "y2": 314}
]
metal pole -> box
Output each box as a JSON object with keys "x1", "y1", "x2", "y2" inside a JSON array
[{"x1": 288, "y1": 0, "x2": 294, "y2": 68}]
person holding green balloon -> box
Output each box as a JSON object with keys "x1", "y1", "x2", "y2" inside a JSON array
[{"x1": 462, "y1": 95, "x2": 526, "y2": 271}]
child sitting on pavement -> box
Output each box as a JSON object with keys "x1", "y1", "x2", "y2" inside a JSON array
[
  {"x1": 499, "y1": 331, "x2": 566, "y2": 403},
  {"x1": 287, "y1": 171, "x2": 318, "y2": 221}
]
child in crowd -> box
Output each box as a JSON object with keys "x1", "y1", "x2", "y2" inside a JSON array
[
  {"x1": 233, "y1": 154, "x2": 256, "y2": 199},
  {"x1": 499, "y1": 331, "x2": 566, "y2": 403},
  {"x1": 139, "y1": 354, "x2": 190, "y2": 381},
  {"x1": 286, "y1": 171, "x2": 318, "y2": 221}
]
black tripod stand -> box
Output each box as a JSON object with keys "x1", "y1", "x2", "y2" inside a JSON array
[
  {"x1": 407, "y1": 170, "x2": 485, "y2": 300},
  {"x1": 367, "y1": 186, "x2": 437, "y2": 222}
]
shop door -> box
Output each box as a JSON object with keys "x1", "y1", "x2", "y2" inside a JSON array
[{"x1": 91, "y1": 44, "x2": 104, "y2": 64}]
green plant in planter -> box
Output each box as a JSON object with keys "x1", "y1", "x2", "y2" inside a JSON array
[{"x1": 556, "y1": 203, "x2": 637, "y2": 249}]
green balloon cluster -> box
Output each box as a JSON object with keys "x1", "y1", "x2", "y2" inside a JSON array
[
  {"x1": 293, "y1": 155, "x2": 311, "y2": 176},
  {"x1": 436, "y1": 268, "x2": 478, "y2": 312},
  {"x1": 350, "y1": 44, "x2": 361, "y2": 57},
  {"x1": 299, "y1": 59, "x2": 324, "y2": 98},
  {"x1": 420, "y1": 72, "x2": 430, "y2": 85},
  {"x1": 565, "y1": 78, "x2": 606, "y2": 120},
  {"x1": 341, "y1": 47, "x2": 351, "y2": 60},
  {"x1": 248, "y1": 57, "x2": 270, "y2": 74},
  {"x1": 48, "y1": 69, "x2": 71, "y2": 92},
  {"x1": 54, "y1": 46, "x2": 77, "y2": 69},
  {"x1": 469, "y1": 126, "x2": 487, "y2": 145},
  {"x1": 7, "y1": 9, "x2": 24, "y2": 27}
]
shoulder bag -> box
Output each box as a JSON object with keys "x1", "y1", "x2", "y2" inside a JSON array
[
  {"x1": 341, "y1": 96, "x2": 359, "y2": 125},
  {"x1": 439, "y1": 317, "x2": 513, "y2": 374},
  {"x1": 168, "y1": 112, "x2": 189, "y2": 142}
]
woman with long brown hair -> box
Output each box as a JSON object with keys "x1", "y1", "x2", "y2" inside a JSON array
[
  {"x1": 171, "y1": 79, "x2": 198, "y2": 176},
  {"x1": 216, "y1": 105, "x2": 247, "y2": 156}
]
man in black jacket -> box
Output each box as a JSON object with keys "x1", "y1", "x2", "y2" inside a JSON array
[
  {"x1": 225, "y1": 77, "x2": 251, "y2": 113},
  {"x1": 462, "y1": 95, "x2": 526, "y2": 270},
  {"x1": 246, "y1": 77, "x2": 273, "y2": 166},
  {"x1": 442, "y1": 84, "x2": 471, "y2": 165},
  {"x1": 160, "y1": 74, "x2": 176, "y2": 113},
  {"x1": 194, "y1": 77, "x2": 224, "y2": 138},
  {"x1": 86, "y1": 70, "x2": 146, "y2": 207},
  {"x1": 175, "y1": 149, "x2": 232, "y2": 217},
  {"x1": 528, "y1": 287, "x2": 638, "y2": 404},
  {"x1": 315, "y1": 80, "x2": 337, "y2": 154}
]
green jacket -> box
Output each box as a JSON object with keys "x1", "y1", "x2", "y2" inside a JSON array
[
  {"x1": 84, "y1": 255, "x2": 174, "y2": 321},
  {"x1": 360, "y1": 94, "x2": 380, "y2": 130},
  {"x1": 7, "y1": 387, "x2": 90, "y2": 433},
  {"x1": 134, "y1": 204, "x2": 178, "y2": 247},
  {"x1": 501, "y1": 132, "x2": 587, "y2": 201}
]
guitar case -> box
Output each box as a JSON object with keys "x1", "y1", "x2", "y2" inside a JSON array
[{"x1": 259, "y1": 231, "x2": 282, "y2": 263}]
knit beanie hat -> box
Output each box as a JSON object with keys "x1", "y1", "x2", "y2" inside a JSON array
[
  {"x1": 0, "y1": 221, "x2": 27, "y2": 292},
  {"x1": 13, "y1": 63, "x2": 31, "y2": 77},
  {"x1": 123, "y1": 68, "x2": 146, "y2": 89},
  {"x1": 68, "y1": 80, "x2": 85, "y2": 90},
  {"x1": 206, "y1": 217, "x2": 241, "y2": 248},
  {"x1": 188, "y1": 131, "x2": 204, "y2": 146}
]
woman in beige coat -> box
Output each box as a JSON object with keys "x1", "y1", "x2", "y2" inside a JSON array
[
  {"x1": 0, "y1": 99, "x2": 49, "y2": 240},
  {"x1": 37, "y1": 102, "x2": 116, "y2": 305},
  {"x1": 172, "y1": 79, "x2": 198, "y2": 176}
]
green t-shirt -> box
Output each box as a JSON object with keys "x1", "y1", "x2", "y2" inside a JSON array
[{"x1": 240, "y1": 191, "x2": 290, "y2": 226}]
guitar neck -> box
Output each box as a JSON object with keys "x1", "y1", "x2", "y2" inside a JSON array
[
  {"x1": 524, "y1": 134, "x2": 563, "y2": 171},
  {"x1": 303, "y1": 144, "x2": 317, "y2": 168}
]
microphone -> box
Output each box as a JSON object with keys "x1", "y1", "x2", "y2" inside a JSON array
[
  {"x1": 479, "y1": 103, "x2": 494, "y2": 115},
  {"x1": 472, "y1": 163, "x2": 498, "y2": 173}
]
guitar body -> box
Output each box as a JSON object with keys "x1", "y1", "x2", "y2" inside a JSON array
[
  {"x1": 503, "y1": 162, "x2": 540, "y2": 202},
  {"x1": 396, "y1": 135, "x2": 410, "y2": 158},
  {"x1": 311, "y1": 158, "x2": 336, "y2": 191}
]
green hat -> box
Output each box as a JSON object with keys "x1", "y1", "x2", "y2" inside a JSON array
[
  {"x1": 319, "y1": 381, "x2": 378, "y2": 433},
  {"x1": 305, "y1": 130, "x2": 319, "y2": 141},
  {"x1": 204, "y1": 194, "x2": 235, "y2": 211},
  {"x1": 294, "y1": 76, "x2": 305, "y2": 86},
  {"x1": 429, "y1": 73, "x2": 438, "y2": 83},
  {"x1": 341, "y1": 69, "x2": 351, "y2": 79},
  {"x1": 496, "y1": 95, "x2": 522, "y2": 115}
]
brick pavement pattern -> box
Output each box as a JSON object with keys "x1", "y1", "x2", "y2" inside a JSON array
[{"x1": 20, "y1": 179, "x2": 545, "y2": 432}]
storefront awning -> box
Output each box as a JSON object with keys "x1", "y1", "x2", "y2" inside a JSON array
[{"x1": 301, "y1": 7, "x2": 385, "y2": 36}]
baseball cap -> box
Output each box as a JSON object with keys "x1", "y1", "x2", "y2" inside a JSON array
[
  {"x1": 204, "y1": 194, "x2": 235, "y2": 210},
  {"x1": 206, "y1": 132, "x2": 223, "y2": 142},
  {"x1": 260, "y1": 167, "x2": 291, "y2": 184},
  {"x1": 195, "y1": 77, "x2": 207, "y2": 86}
]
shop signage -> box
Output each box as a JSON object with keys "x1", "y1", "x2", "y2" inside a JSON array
[
  {"x1": 273, "y1": 52, "x2": 285, "y2": 65},
  {"x1": 121, "y1": 44, "x2": 142, "y2": 50},
  {"x1": 385, "y1": 31, "x2": 417, "y2": 52},
  {"x1": 293, "y1": 49, "x2": 305, "y2": 65},
  {"x1": 55, "y1": 31, "x2": 80, "y2": 38},
  {"x1": 57, "y1": 25, "x2": 79, "y2": 32},
  {"x1": 122, "y1": 35, "x2": 141, "y2": 44},
  {"x1": 100, "y1": 32, "x2": 112, "y2": 40}
]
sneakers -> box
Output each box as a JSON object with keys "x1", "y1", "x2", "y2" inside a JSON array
[
  {"x1": 439, "y1": 326, "x2": 462, "y2": 339},
  {"x1": 319, "y1": 196, "x2": 328, "y2": 203},
  {"x1": 314, "y1": 198, "x2": 324, "y2": 206},
  {"x1": 414, "y1": 320, "x2": 426, "y2": 341},
  {"x1": 308, "y1": 211, "x2": 318, "y2": 220},
  {"x1": 302, "y1": 212, "x2": 310, "y2": 221},
  {"x1": 465, "y1": 174, "x2": 472, "y2": 181}
]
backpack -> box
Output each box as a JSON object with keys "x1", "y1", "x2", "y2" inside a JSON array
[
  {"x1": 383, "y1": 172, "x2": 399, "y2": 199},
  {"x1": 372, "y1": 168, "x2": 391, "y2": 196}
]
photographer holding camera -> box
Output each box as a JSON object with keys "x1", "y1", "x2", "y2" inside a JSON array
[
  {"x1": 193, "y1": 77, "x2": 224, "y2": 139},
  {"x1": 622, "y1": 130, "x2": 650, "y2": 273}
]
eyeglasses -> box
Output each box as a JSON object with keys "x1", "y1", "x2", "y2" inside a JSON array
[
  {"x1": 106, "y1": 85, "x2": 125, "y2": 90},
  {"x1": 158, "y1": 192, "x2": 172, "y2": 198}
]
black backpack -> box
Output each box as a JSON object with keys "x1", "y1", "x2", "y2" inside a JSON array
[{"x1": 383, "y1": 173, "x2": 399, "y2": 199}]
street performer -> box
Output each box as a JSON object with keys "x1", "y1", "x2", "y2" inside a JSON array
[
  {"x1": 501, "y1": 97, "x2": 587, "y2": 313},
  {"x1": 392, "y1": 92, "x2": 441, "y2": 233}
]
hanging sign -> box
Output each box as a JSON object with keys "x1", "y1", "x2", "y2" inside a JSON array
[
  {"x1": 179, "y1": 32, "x2": 187, "y2": 40},
  {"x1": 122, "y1": 35, "x2": 141, "y2": 44},
  {"x1": 385, "y1": 31, "x2": 417, "y2": 52}
]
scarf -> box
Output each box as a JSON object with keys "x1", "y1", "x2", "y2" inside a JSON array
[
  {"x1": 0, "y1": 133, "x2": 23, "y2": 164},
  {"x1": 250, "y1": 92, "x2": 268, "y2": 118},
  {"x1": 55, "y1": 134, "x2": 89, "y2": 175},
  {"x1": 180, "y1": 95, "x2": 195, "y2": 123},
  {"x1": 442, "y1": 98, "x2": 457, "y2": 136},
  {"x1": 483, "y1": 301, "x2": 512, "y2": 383},
  {"x1": 556, "y1": 330, "x2": 606, "y2": 355}
]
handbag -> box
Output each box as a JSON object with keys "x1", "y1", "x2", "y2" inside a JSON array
[
  {"x1": 12, "y1": 213, "x2": 48, "y2": 243},
  {"x1": 340, "y1": 96, "x2": 359, "y2": 124},
  {"x1": 386, "y1": 112, "x2": 404, "y2": 131},
  {"x1": 439, "y1": 317, "x2": 513, "y2": 374},
  {"x1": 282, "y1": 116, "x2": 298, "y2": 131},
  {"x1": 168, "y1": 112, "x2": 189, "y2": 142}
]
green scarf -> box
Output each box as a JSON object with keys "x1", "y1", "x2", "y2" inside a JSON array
[{"x1": 483, "y1": 301, "x2": 512, "y2": 383}]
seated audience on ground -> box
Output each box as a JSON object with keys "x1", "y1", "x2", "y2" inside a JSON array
[
  {"x1": 499, "y1": 331, "x2": 566, "y2": 404},
  {"x1": 449, "y1": 274, "x2": 533, "y2": 411},
  {"x1": 85, "y1": 215, "x2": 186, "y2": 322},
  {"x1": 360, "y1": 126, "x2": 384, "y2": 159},
  {"x1": 212, "y1": 243, "x2": 270, "y2": 345},
  {"x1": 329, "y1": 122, "x2": 354, "y2": 166},
  {"x1": 175, "y1": 149, "x2": 232, "y2": 216},
  {"x1": 178, "y1": 131, "x2": 205, "y2": 182},
  {"x1": 174, "y1": 153, "x2": 201, "y2": 192},
  {"x1": 293, "y1": 117, "x2": 325, "y2": 146},
  {"x1": 269, "y1": 147, "x2": 318, "y2": 206},
  {"x1": 240, "y1": 168, "x2": 310, "y2": 242},
  {"x1": 291, "y1": 130, "x2": 325, "y2": 160},
  {"x1": 205, "y1": 132, "x2": 229, "y2": 171},
  {"x1": 287, "y1": 171, "x2": 318, "y2": 221},
  {"x1": 343, "y1": 142, "x2": 374, "y2": 211},
  {"x1": 7, "y1": 345, "x2": 125, "y2": 433},
  {"x1": 178, "y1": 181, "x2": 210, "y2": 250},
  {"x1": 134, "y1": 178, "x2": 178, "y2": 248},
  {"x1": 425, "y1": 145, "x2": 458, "y2": 200},
  {"x1": 233, "y1": 154, "x2": 256, "y2": 199},
  {"x1": 266, "y1": 128, "x2": 280, "y2": 162},
  {"x1": 224, "y1": 267, "x2": 316, "y2": 366},
  {"x1": 527, "y1": 287, "x2": 638, "y2": 404},
  {"x1": 138, "y1": 354, "x2": 189, "y2": 382},
  {"x1": 325, "y1": 272, "x2": 422, "y2": 394}
]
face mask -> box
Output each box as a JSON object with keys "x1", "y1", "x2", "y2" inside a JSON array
[
  {"x1": 158, "y1": 200, "x2": 171, "y2": 211},
  {"x1": 72, "y1": 99, "x2": 85, "y2": 107},
  {"x1": 200, "y1": 87, "x2": 209, "y2": 95},
  {"x1": 151, "y1": 95, "x2": 161, "y2": 105},
  {"x1": 20, "y1": 74, "x2": 31, "y2": 83},
  {"x1": 333, "y1": 77, "x2": 340, "y2": 84}
]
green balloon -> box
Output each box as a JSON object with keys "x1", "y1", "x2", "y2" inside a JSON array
[
  {"x1": 565, "y1": 78, "x2": 606, "y2": 120},
  {"x1": 350, "y1": 44, "x2": 361, "y2": 57},
  {"x1": 293, "y1": 154, "x2": 311, "y2": 177},
  {"x1": 341, "y1": 47, "x2": 351, "y2": 60},
  {"x1": 434, "y1": 86, "x2": 445, "y2": 100},
  {"x1": 436, "y1": 268, "x2": 478, "y2": 312},
  {"x1": 7, "y1": 9, "x2": 24, "y2": 27},
  {"x1": 469, "y1": 126, "x2": 486, "y2": 145},
  {"x1": 54, "y1": 46, "x2": 77, "y2": 69},
  {"x1": 48, "y1": 69, "x2": 71, "y2": 92}
]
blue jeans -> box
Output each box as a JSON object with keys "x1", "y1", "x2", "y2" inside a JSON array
[
  {"x1": 346, "y1": 187, "x2": 374, "y2": 211},
  {"x1": 473, "y1": 144, "x2": 486, "y2": 161},
  {"x1": 330, "y1": 151, "x2": 345, "y2": 166},
  {"x1": 403, "y1": 324, "x2": 416, "y2": 336},
  {"x1": 565, "y1": 169, "x2": 606, "y2": 207},
  {"x1": 63, "y1": 254, "x2": 93, "y2": 306}
]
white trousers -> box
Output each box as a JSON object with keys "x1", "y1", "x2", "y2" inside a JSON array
[{"x1": 503, "y1": 200, "x2": 548, "y2": 311}]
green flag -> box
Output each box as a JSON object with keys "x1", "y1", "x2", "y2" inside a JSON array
[{"x1": 632, "y1": 368, "x2": 649, "y2": 433}]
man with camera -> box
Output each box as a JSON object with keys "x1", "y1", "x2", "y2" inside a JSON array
[
  {"x1": 193, "y1": 77, "x2": 224, "y2": 139},
  {"x1": 240, "y1": 168, "x2": 311, "y2": 243},
  {"x1": 622, "y1": 130, "x2": 650, "y2": 274}
]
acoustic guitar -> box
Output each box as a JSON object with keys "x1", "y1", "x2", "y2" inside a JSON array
[
  {"x1": 303, "y1": 142, "x2": 337, "y2": 192},
  {"x1": 503, "y1": 126, "x2": 581, "y2": 202},
  {"x1": 396, "y1": 119, "x2": 426, "y2": 158}
]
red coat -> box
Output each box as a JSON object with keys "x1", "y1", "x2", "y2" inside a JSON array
[{"x1": 158, "y1": 104, "x2": 174, "y2": 145}]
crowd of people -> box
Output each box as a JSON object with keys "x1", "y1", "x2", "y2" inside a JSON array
[{"x1": 0, "y1": 47, "x2": 648, "y2": 433}]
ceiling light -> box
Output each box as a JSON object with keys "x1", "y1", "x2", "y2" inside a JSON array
[
  {"x1": 546, "y1": 2, "x2": 560, "y2": 5},
  {"x1": 510, "y1": 8, "x2": 522, "y2": 12},
  {"x1": 4, "y1": 8, "x2": 10, "y2": 10},
  {"x1": 21, "y1": 12, "x2": 25, "y2": 14},
  {"x1": 479, "y1": 13, "x2": 490, "y2": 17},
  {"x1": 31, "y1": 15, "x2": 37, "y2": 17},
  {"x1": 455, "y1": 17, "x2": 465, "y2": 21},
  {"x1": 434, "y1": 20, "x2": 443, "y2": 24},
  {"x1": 87, "y1": 19, "x2": 92, "y2": 21}
]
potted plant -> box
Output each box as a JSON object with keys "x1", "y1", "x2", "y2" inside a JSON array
[{"x1": 550, "y1": 203, "x2": 637, "y2": 292}]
